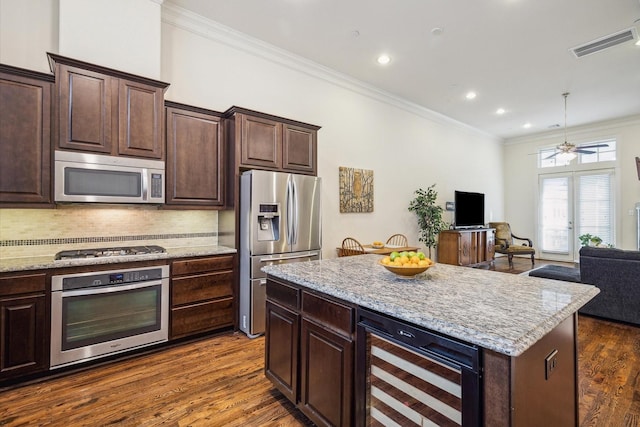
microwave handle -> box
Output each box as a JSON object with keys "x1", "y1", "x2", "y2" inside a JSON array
[{"x1": 141, "y1": 168, "x2": 149, "y2": 200}]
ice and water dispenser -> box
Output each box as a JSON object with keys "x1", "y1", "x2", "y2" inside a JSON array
[{"x1": 257, "y1": 203, "x2": 280, "y2": 241}]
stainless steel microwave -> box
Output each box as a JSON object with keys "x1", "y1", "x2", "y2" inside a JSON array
[{"x1": 54, "y1": 151, "x2": 165, "y2": 204}]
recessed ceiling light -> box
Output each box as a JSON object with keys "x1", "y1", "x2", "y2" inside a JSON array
[
  {"x1": 496, "y1": 108, "x2": 505, "y2": 115},
  {"x1": 377, "y1": 54, "x2": 391, "y2": 65},
  {"x1": 636, "y1": 39, "x2": 640, "y2": 46},
  {"x1": 431, "y1": 27, "x2": 443, "y2": 36},
  {"x1": 523, "y1": 123, "x2": 532, "y2": 129},
  {"x1": 465, "y1": 91, "x2": 477, "y2": 100}
]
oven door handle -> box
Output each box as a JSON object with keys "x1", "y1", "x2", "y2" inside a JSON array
[{"x1": 59, "y1": 280, "x2": 163, "y2": 297}]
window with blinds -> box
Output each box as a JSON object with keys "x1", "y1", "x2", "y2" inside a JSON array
[{"x1": 576, "y1": 171, "x2": 614, "y2": 246}]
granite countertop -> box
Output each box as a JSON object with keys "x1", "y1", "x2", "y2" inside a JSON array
[
  {"x1": 262, "y1": 254, "x2": 600, "y2": 357},
  {"x1": 0, "y1": 245, "x2": 237, "y2": 273}
]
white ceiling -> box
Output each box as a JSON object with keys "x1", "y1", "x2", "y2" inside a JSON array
[{"x1": 166, "y1": 0, "x2": 640, "y2": 139}]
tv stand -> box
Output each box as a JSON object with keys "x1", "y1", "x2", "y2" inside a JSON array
[{"x1": 438, "y1": 228, "x2": 495, "y2": 267}]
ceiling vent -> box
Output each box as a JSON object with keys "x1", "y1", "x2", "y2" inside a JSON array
[{"x1": 570, "y1": 27, "x2": 638, "y2": 58}]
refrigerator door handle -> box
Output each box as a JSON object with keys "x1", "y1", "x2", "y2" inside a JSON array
[
  {"x1": 291, "y1": 178, "x2": 298, "y2": 244},
  {"x1": 259, "y1": 253, "x2": 318, "y2": 262},
  {"x1": 286, "y1": 177, "x2": 295, "y2": 245}
]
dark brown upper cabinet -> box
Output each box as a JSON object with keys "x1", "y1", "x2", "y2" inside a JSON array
[
  {"x1": 165, "y1": 102, "x2": 225, "y2": 208},
  {"x1": 48, "y1": 53, "x2": 169, "y2": 160},
  {"x1": 225, "y1": 106, "x2": 319, "y2": 176},
  {"x1": 0, "y1": 64, "x2": 53, "y2": 206}
]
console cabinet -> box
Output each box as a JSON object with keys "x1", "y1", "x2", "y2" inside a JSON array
[
  {"x1": 0, "y1": 272, "x2": 48, "y2": 381},
  {"x1": 170, "y1": 254, "x2": 235, "y2": 339},
  {"x1": 266, "y1": 277, "x2": 354, "y2": 427},
  {"x1": 0, "y1": 65, "x2": 53, "y2": 206},
  {"x1": 49, "y1": 53, "x2": 169, "y2": 159},
  {"x1": 438, "y1": 228, "x2": 495, "y2": 267},
  {"x1": 165, "y1": 102, "x2": 225, "y2": 207}
]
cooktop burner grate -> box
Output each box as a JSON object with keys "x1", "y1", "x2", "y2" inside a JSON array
[{"x1": 55, "y1": 245, "x2": 166, "y2": 260}]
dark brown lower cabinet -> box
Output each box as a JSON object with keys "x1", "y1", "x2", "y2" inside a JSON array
[
  {"x1": 170, "y1": 255, "x2": 236, "y2": 340},
  {"x1": 300, "y1": 318, "x2": 353, "y2": 427},
  {"x1": 0, "y1": 273, "x2": 48, "y2": 381},
  {"x1": 265, "y1": 277, "x2": 355, "y2": 427},
  {"x1": 265, "y1": 300, "x2": 299, "y2": 403}
]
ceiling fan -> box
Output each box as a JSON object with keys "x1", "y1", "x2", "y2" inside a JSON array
[{"x1": 544, "y1": 93, "x2": 608, "y2": 160}]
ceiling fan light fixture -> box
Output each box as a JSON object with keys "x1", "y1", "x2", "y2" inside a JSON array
[{"x1": 557, "y1": 152, "x2": 577, "y2": 163}]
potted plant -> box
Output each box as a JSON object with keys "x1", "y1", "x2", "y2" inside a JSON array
[
  {"x1": 408, "y1": 184, "x2": 448, "y2": 258},
  {"x1": 579, "y1": 233, "x2": 603, "y2": 247}
]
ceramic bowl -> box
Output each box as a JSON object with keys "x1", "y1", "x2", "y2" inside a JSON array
[{"x1": 379, "y1": 260, "x2": 435, "y2": 277}]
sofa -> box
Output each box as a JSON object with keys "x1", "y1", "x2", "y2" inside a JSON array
[{"x1": 529, "y1": 246, "x2": 640, "y2": 326}]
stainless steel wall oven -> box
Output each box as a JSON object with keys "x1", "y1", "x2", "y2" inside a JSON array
[{"x1": 50, "y1": 265, "x2": 169, "y2": 369}]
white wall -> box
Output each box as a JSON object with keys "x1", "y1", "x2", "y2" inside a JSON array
[
  {"x1": 0, "y1": 0, "x2": 59, "y2": 72},
  {"x1": 504, "y1": 116, "x2": 640, "y2": 252},
  {"x1": 58, "y1": 0, "x2": 162, "y2": 79},
  {"x1": 160, "y1": 6, "x2": 504, "y2": 259},
  {"x1": 0, "y1": 1, "x2": 505, "y2": 260}
]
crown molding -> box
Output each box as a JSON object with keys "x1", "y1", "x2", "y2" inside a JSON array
[{"x1": 160, "y1": 3, "x2": 496, "y2": 140}]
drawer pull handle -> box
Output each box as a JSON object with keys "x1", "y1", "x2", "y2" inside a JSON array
[{"x1": 398, "y1": 329, "x2": 415, "y2": 339}]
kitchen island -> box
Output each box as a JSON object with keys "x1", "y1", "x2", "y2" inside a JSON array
[{"x1": 262, "y1": 254, "x2": 599, "y2": 426}]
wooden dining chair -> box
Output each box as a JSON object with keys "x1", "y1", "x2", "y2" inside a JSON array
[
  {"x1": 341, "y1": 237, "x2": 365, "y2": 256},
  {"x1": 386, "y1": 233, "x2": 408, "y2": 247}
]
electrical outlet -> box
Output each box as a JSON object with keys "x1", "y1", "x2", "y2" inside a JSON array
[{"x1": 545, "y1": 349, "x2": 559, "y2": 380}]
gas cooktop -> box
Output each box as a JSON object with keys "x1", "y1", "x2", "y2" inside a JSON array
[{"x1": 54, "y1": 245, "x2": 166, "y2": 260}]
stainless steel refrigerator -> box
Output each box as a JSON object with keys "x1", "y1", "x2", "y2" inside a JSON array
[{"x1": 240, "y1": 170, "x2": 321, "y2": 337}]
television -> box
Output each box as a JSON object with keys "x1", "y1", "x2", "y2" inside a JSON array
[{"x1": 454, "y1": 191, "x2": 485, "y2": 229}]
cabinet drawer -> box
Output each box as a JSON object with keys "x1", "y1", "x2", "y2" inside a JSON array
[
  {"x1": 302, "y1": 291, "x2": 354, "y2": 338},
  {"x1": 172, "y1": 255, "x2": 234, "y2": 275},
  {"x1": 266, "y1": 278, "x2": 300, "y2": 311},
  {"x1": 170, "y1": 297, "x2": 233, "y2": 339},
  {"x1": 0, "y1": 273, "x2": 46, "y2": 297},
  {"x1": 171, "y1": 271, "x2": 233, "y2": 306}
]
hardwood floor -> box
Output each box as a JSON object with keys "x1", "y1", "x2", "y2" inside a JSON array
[
  {"x1": 0, "y1": 333, "x2": 313, "y2": 427},
  {"x1": 488, "y1": 254, "x2": 577, "y2": 274},
  {"x1": 0, "y1": 260, "x2": 637, "y2": 426},
  {"x1": 578, "y1": 316, "x2": 640, "y2": 427}
]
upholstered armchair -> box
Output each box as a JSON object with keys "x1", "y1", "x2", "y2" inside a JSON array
[{"x1": 488, "y1": 222, "x2": 535, "y2": 268}]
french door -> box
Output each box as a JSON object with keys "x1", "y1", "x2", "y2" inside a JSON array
[{"x1": 538, "y1": 169, "x2": 614, "y2": 262}]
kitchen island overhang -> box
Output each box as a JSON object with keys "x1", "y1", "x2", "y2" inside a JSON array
[
  {"x1": 262, "y1": 254, "x2": 600, "y2": 426},
  {"x1": 262, "y1": 255, "x2": 599, "y2": 357}
]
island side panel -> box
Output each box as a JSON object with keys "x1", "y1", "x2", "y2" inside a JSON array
[
  {"x1": 511, "y1": 314, "x2": 578, "y2": 426},
  {"x1": 483, "y1": 350, "x2": 512, "y2": 426}
]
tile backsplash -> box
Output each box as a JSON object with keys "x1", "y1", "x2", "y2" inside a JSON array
[{"x1": 0, "y1": 206, "x2": 220, "y2": 259}]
